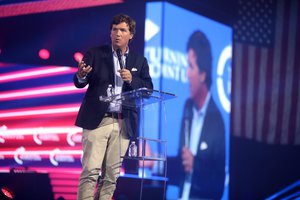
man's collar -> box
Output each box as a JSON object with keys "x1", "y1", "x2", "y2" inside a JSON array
[
  {"x1": 112, "y1": 46, "x2": 129, "y2": 55},
  {"x1": 193, "y1": 92, "x2": 211, "y2": 116}
]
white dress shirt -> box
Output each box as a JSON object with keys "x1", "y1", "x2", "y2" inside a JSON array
[{"x1": 107, "y1": 47, "x2": 128, "y2": 113}]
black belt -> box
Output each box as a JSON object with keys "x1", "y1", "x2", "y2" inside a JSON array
[{"x1": 104, "y1": 112, "x2": 123, "y2": 119}]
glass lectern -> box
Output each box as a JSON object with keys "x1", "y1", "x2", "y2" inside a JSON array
[{"x1": 99, "y1": 87, "x2": 176, "y2": 200}]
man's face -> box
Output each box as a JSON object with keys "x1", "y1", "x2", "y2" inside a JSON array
[
  {"x1": 111, "y1": 22, "x2": 133, "y2": 50},
  {"x1": 187, "y1": 48, "x2": 206, "y2": 100}
]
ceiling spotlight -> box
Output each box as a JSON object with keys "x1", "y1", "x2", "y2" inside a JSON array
[
  {"x1": 74, "y1": 52, "x2": 83, "y2": 63},
  {"x1": 39, "y1": 49, "x2": 50, "y2": 60}
]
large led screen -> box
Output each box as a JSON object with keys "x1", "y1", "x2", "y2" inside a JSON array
[{"x1": 144, "y1": 2, "x2": 232, "y2": 200}]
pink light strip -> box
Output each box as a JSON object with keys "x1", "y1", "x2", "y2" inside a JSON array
[
  {"x1": 0, "y1": 126, "x2": 82, "y2": 136},
  {"x1": 49, "y1": 174, "x2": 80, "y2": 179},
  {"x1": 51, "y1": 180, "x2": 79, "y2": 187},
  {"x1": 0, "y1": 149, "x2": 82, "y2": 156},
  {"x1": 0, "y1": 169, "x2": 10, "y2": 173},
  {"x1": 0, "y1": 104, "x2": 80, "y2": 119},
  {"x1": 0, "y1": 66, "x2": 76, "y2": 83},
  {"x1": 35, "y1": 167, "x2": 82, "y2": 174},
  {"x1": 51, "y1": 187, "x2": 79, "y2": 194},
  {"x1": 0, "y1": 0, "x2": 123, "y2": 18},
  {"x1": 0, "y1": 83, "x2": 85, "y2": 101},
  {"x1": 0, "y1": 167, "x2": 82, "y2": 173}
]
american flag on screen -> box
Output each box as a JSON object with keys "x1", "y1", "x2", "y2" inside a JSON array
[{"x1": 232, "y1": 0, "x2": 300, "y2": 145}]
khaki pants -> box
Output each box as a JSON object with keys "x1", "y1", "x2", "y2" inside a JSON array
[{"x1": 77, "y1": 117, "x2": 130, "y2": 200}]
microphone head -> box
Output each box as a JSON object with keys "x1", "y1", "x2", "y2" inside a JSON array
[{"x1": 116, "y1": 48, "x2": 122, "y2": 58}]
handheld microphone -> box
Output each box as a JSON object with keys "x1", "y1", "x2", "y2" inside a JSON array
[
  {"x1": 116, "y1": 48, "x2": 125, "y2": 69},
  {"x1": 184, "y1": 116, "x2": 190, "y2": 148},
  {"x1": 184, "y1": 102, "x2": 192, "y2": 148}
]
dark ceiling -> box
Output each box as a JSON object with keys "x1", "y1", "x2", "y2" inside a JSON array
[
  {"x1": 0, "y1": 0, "x2": 238, "y2": 26},
  {"x1": 146, "y1": 0, "x2": 238, "y2": 26}
]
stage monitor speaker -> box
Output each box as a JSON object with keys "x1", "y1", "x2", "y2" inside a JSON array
[{"x1": 114, "y1": 176, "x2": 165, "y2": 200}]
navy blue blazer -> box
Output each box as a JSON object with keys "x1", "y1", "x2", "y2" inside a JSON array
[
  {"x1": 73, "y1": 45, "x2": 153, "y2": 135},
  {"x1": 168, "y1": 97, "x2": 225, "y2": 199}
]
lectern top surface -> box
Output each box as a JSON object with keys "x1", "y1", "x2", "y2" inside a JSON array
[{"x1": 99, "y1": 87, "x2": 176, "y2": 107}]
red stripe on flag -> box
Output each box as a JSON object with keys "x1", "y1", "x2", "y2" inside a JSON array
[
  {"x1": 261, "y1": 49, "x2": 274, "y2": 143},
  {"x1": 240, "y1": 45, "x2": 249, "y2": 139},
  {"x1": 274, "y1": 0, "x2": 291, "y2": 144},
  {"x1": 252, "y1": 48, "x2": 261, "y2": 141},
  {"x1": 288, "y1": 1, "x2": 300, "y2": 145}
]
